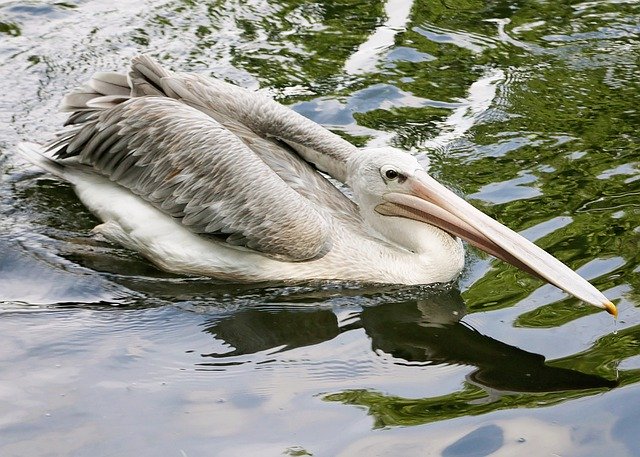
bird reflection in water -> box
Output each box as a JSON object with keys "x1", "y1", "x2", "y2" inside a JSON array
[{"x1": 200, "y1": 287, "x2": 617, "y2": 393}]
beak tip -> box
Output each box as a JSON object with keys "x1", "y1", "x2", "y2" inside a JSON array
[{"x1": 603, "y1": 300, "x2": 618, "y2": 318}]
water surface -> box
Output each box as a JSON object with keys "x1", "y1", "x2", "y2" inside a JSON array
[{"x1": 1, "y1": 0, "x2": 639, "y2": 455}]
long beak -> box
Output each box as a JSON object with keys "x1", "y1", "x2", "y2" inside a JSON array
[{"x1": 375, "y1": 169, "x2": 617, "y2": 317}]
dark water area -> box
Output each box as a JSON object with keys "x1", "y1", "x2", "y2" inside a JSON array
[{"x1": 1, "y1": 0, "x2": 639, "y2": 455}]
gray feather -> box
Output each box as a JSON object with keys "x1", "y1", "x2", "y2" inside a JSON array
[
  {"x1": 86, "y1": 95, "x2": 131, "y2": 109},
  {"x1": 49, "y1": 97, "x2": 333, "y2": 261},
  {"x1": 88, "y1": 72, "x2": 131, "y2": 96},
  {"x1": 91, "y1": 72, "x2": 129, "y2": 89},
  {"x1": 61, "y1": 91, "x2": 101, "y2": 111},
  {"x1": 47, "y1": 54, "x2": 365, "y2": 260}
]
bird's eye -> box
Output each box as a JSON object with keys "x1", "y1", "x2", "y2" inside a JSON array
[{"x1": 385, "y1": 169, "x2": 399, "y2": 180}]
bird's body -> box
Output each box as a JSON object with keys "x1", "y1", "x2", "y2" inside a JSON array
[
  {"x1": 17, "y1": 55, "x2": 616, "y2": 315},
  {"x1": 74, "y1": 168, "x2": 464, "y2": 284}
]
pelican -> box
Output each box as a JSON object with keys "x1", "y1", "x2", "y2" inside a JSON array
[{"x1": 17, "y1": 55, "x2": 616, "y2": 316}]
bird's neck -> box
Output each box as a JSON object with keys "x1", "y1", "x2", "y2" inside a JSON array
[
  {"x1": 362, "y1": 206, "x2": 453, "y2": 254},
  {"x1": 357, "y1": 203, "x2": 465, "y2": 283}
]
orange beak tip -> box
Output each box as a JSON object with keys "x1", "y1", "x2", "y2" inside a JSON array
[{"x1": 604, "y1": 300, "x2": 618, "y2": 318}]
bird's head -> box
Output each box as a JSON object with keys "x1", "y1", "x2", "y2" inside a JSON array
[
  {"x1": 347, "y1": 147, "x2": 426, "y2": 207},
  {"x1": 346, "y1": 146, "x2": 616, "y2": 317}
]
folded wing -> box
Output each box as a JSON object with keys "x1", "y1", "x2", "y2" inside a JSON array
[
  {"x1": 128, "y1": 55, "x2": 358, "y2": 184},
  {"x1": 50, "y1": 96, "x2": 332, "y2": 261}
]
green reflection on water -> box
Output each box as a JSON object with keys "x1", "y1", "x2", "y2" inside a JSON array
[
  {"x1": 321, "y1": 295, "x2": 619, "y2": 428},
  {"x1": 324, "y1": 320, "x2": 640, "y2": 429},
  {"x1": 323, "y1": 384, "x2": 608, "y2": 428}
]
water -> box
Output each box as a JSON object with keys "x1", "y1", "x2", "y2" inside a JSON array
[{"x1": 1, "y1": 0, "x2": 639, "y2": 455}]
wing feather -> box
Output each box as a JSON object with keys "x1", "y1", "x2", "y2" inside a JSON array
[
  {"x1": 50, "y1": 97, "x2": 332, "y2": 261},
  {"x1": 127, "y1": 56, "x2": 362, "y2": 229},
  {"x1": 129, "y1": 55, "x2": 358, "y2": 183}
]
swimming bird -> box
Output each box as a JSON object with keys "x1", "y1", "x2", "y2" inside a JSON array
[{"x1": 18, "y1": 55, "x2": 616, "y2": 316}]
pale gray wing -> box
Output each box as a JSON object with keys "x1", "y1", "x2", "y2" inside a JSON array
[
  {"x1": 126, "y1": 55, "x2": 362, "y2": 228},
  {"x1": 50, "y1": 96, "x2": 332, "y2": 261},
  {"x1": 238, "y1": 133, "x2": 361, "y2": 229},
  {"x1": 128, "y1": 55, "x2": 359, "y2": 184}
]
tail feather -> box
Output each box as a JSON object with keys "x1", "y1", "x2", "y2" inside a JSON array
[
  {"x1": 18, "y1": 56, "x2": 175, "y2": 184},
  {"x1": 51, "y1": 55, "x2": 173, "y2": 161},
  {"x1": 60, "y1": 88, "x2": 100, "y2": 112},
  {"x1": 60, "y1": 55, "x2": 171, "y2": 115},
  {"x1": 88, "y1": 72, "x2": 130, "y2": 96},
  {"x1": 61, "y1": 71, "x2": 132, "y2": 113},
  {"x1": 16, "y1": 143, "x2": 71, "y2": 181},
  {"x1": 85, "y1": 94, "x2": 131, "y2": 110},
  {"x1": 129, "y1": 54, "x2": 172, "y2": 97}
]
